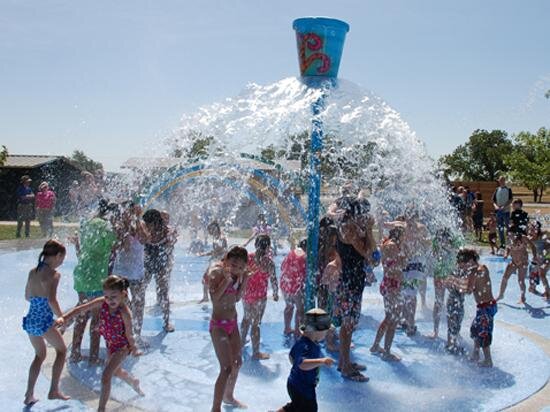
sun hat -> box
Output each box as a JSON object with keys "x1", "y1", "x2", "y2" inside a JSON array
[{"x1": 301, "y1": 308, "x2": 332, "y2": 332}]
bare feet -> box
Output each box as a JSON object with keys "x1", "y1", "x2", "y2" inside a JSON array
[
  {"x1": 496, "y1": 294, "x2": 504, "y2": 302},
  {"x1": 429, "y1": 331, "x2": 439, "y2": 339},
  {"x1": 23, "y1": 394, "x2": 38, "y2": 406},
  {"x1": 131, "y1": 378, "x2": 145, "y2": 396},
  {"x1": 518, "y1": 295, "x2": 526, "y2": 304},
  {"x1": 88, "y1": 356, "x2": 104, "y2": 366},
  {"x1": 252, "y1": 352, "x2": 270, "y2": 360},
  {"x1": 69, "y1": 351, "x2": 83, "y2": 363},
  {"x1": 283, "y1": 329, "x2": 293, "y2": 336},
  {"x1": 223, "y1": 397, "x2": 247, "y2": 408},
  {"x1": 382, "y1": 352, "x2": 401, "y2": 362},
  {"x1": 48, "y1": 390, "x2": 70, "y2": 401},
  {"x1": 164, "y1": 323, "x2": 175, "y2": 333},
  {"x1": 469, "y1": 352, "x2": 480, "y2": 362},
  {"x1": 341, "y1": 369, "x2": 369, "y2": 382},
  {"x1": 198, "y1": 297, "x2": 209, "y2": 304},
  {"x1": 369, "y1": 344, "x2": 384, "y2": 354},
  {"x1": 479, "y1": 359, "x2": 493, "y2": 368}
]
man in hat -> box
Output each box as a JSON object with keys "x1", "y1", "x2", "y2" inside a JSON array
[
  {"x1": 15, "y1": 175, "x2": 34, "y2": 238},
  {"x1": 276, "y1": 308, "x2": 334, "y2": 412}
]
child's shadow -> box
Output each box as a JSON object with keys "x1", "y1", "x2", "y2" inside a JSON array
[
  {"x1": 500, "y1": 302, "x2": 550, "y2": 319},
  {"x1": 240, "y1": 353, "x2": 282, "y2": 382}
]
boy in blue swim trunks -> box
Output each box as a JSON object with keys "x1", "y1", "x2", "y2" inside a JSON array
[
  {"x1": 275, "y1": 308, "x2": 335, "y2": 412},
  {"x1": 464, "y1": 248, "x2": 497, "y2": 367}
]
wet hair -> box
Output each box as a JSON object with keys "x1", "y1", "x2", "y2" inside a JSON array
[
  {"x1": 475, "y1": 192, "x2": 482, "y2": 200},
  {"x1": 255, "y1": 234, "x2": 271, "y2": 252},
  {"x1": 319, "y1": 215, "x2": 335, "y2": 229},
  {"x1": 456, "y1": 248, "x2": 479, "y2": 264},
  {"x1": 341, "y1": 197, "x2": 370, "y2": 221},
  {"x1": 37, "y1": 239, "x2": 66, "y2": 267},
  {"x1": 103, "y1": 275, "x2": 130, "y2": 292},
  {"x1": 143, "y1": 209, "x2": 165, "y2": 233},
  {"x1": 224, "y1": 245, "x2": 248, "y2": 264},
  {"x1": 207, "y1": 221, "x2": 220, "y2": 234},
  {"x1": 97, "y1": 199, "x2": 110, "y2": 217},
  {"x1": 388, "y1": 227, "x2": 403, "y2": 241},
  {"x1": 298, "y1": 239, "x2": 307, "y2": 251},
  {"x1": 512, "y1": 198, "x2": 523, "y2": 206}
]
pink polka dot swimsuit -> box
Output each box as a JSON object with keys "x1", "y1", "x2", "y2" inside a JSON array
[{"x1": 99, "y1": 301, "x2": 129, "y2": 354}]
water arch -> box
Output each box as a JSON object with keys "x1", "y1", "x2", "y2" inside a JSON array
[{"x1": 140, "y1": 157, "x2": 306, "y2": 231}]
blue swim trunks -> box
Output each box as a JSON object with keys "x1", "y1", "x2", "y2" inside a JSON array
[
  {"x1": 22, "y1": 296, "x2": 54, "y2": 336},
  {"x1": 470, "y1": 301, "x2": 497, "y2": 348}
]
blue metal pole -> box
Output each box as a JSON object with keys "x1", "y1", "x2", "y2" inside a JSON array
[
  {"x1": 305, "y1": 91, "x2": 325, "y2": 310},
  {"x1": 293, "y1": 17, "x2": 349, "y2": 310}
]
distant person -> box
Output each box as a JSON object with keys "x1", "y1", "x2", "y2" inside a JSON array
[
  {"x1": 527, "y1": 221, "x2": 550, "y2": 300},
  {"x1": 243, "y1": 213, "x2": 272, "y2": 247},
  {"x1": 496, "y1": 231, "x2": 537, "y2": 304},
  {"x1": 472, "y1": 192, "x2": 484, "y2": 242},
  {"x1": 22, "y1": 240, "x2": 69, "y2": 406},
  {"x1": 509, "y1": 198, "x2": 529, "y2": 235},
  {"x1": 492, "y1": 176, "x2": 513, "y2": 250},
  {"x1": 464, "y1": 186, "x2": 475, "y2": 231},
  {"x1": 68, "y1": 180, "x2": 81, "y2": 219},
  {"x1": 199, "y1": 221, "x2": 228, "y2": 303},
  {"x1": 486, "y1": 213, "x2": 498, "y2": 255},
  {"x1": 79, "y1": 171, "x2": 100, "y2": 213},
  {"x1": 16, "y1": 175, "x2": 35, "y2": 238},
  {"x1": 35, "y1": 181, "x2": 56, "y2": 237},
  {"x1": 274, "y1": 308, "x2": 334, "y2": 412}
]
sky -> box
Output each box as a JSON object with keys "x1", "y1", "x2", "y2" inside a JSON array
[{"x1": 1, "y1": 0, "x2": 549, "y2": 171}]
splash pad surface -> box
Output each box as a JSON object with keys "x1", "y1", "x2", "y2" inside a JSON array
[{"x1": 0, "y1": 245, "x2": 549, "y2": 411}]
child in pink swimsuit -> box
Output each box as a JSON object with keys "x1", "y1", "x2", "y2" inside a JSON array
[
  {"x1": 241, "y1": 235, "x2": 279, "y2": 360},
  {"x1": 280, "y1": 239, "x2": 307, "y2": 336},
  {"x1": 63, "y1": 275, "x2": 144, "y2": 411}
]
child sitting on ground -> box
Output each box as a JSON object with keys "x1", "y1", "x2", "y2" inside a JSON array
[
  {"x1": 275, "y1": 308, "x2": 334, "y2": 412},
  {"x1": 465, "y1": 248, "x2": 497, "y2": 367}
]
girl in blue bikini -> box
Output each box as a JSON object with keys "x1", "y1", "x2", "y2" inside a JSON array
[{"x1": 22, "y1": 240, "x2": 69, "y2": 406}]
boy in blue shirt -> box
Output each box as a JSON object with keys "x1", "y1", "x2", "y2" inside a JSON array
[{"x1": 277, "y1": 308, "x2": 334, "y2": 412}]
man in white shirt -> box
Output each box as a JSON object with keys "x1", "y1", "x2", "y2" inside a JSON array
[{"x1": 491, "y1": 176, "x2": 513, "y2": 250}]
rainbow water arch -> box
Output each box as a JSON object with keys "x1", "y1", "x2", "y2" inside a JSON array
[{"x1": 139, "y1": 156, "x2": 307, "y2": 231}]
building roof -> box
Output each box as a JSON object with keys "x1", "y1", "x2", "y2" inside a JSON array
[
  {"x1": 122, "y1": 157, "x2": 301, "y2": 172},
  {"x1": 1, "y1": 154, "x2": 65, "y2": 168}
]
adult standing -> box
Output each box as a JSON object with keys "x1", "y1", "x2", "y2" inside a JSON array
[
  {"x1": 335, "y1": 197, "x2": 375, "y2": 382},
  {"x1": 35, "y1": 181, "x2": 56, "y2": 237},
  {"x1": 70, "y1": 200, "x2": 117, "y2": 363},
  {"x1": 16, "y1": 175, "x2": 35, "y2": 238},
  {"x1": 492, "y1": 176, "x2": 513, "y2": 250}
]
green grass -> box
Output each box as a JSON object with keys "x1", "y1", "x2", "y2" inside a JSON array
[{"x1": 0, "y1": 224, "x2": 43, "y2": 240}]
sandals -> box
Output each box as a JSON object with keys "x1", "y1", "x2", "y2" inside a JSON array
[{"x1": 341, "y1": 369, "x2": 369, "y2": 382}]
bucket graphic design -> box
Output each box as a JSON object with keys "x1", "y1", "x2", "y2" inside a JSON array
[{"x1": 293, "y1": 17, "x2": 349, "y2": 78}]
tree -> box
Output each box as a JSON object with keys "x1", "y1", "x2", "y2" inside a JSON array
[
  {"x1": 70, "y1": 150, "x2": 103, "y2": 173},
  {"x1": 438, "y1": 129, "x2": 513, "y2": 181},
  {"x1": 0, "y1": 145, "x2": 7, "y2": 166},
  {"x1": 505, "y1": 128, "x2": 550, "y2": 203}
]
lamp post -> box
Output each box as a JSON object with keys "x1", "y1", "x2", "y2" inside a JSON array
[{"x1": 292, "y1": 17, "x2": 349, "y2": 310}]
